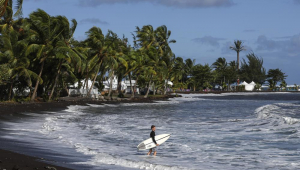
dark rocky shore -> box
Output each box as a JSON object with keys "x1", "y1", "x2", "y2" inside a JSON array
[{"x1": 0, "y1": 95, "x2": 178, "y2": 170}]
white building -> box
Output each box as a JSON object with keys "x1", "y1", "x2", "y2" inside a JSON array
[
  {"x1": 68, "y1": 80, "x2": 99, "y2": 98},
  {"x1": 102, "y1": 76, "x2": 140, "y2": 94},
  {"x1": 123, "y1": 80, "x2": 140, "y2": 94}
]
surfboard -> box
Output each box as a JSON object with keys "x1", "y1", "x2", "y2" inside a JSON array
[{"x1": 137, "y1": 134, "x2": 171, "y2": 150}]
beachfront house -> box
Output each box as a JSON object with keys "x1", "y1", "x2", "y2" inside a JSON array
[
  {"x1": 102, "y1": 76, "x2": 140, "y2": 94},
  {"x1": 123, "y1": 80, "x2": 140, "y2": 94},
  {"x1": 68, "y1": 80, "x2": 99, "y2": 99},
  {"x1": 102, "y1": 76, "x2": 127, "y2": 92},
  {"x1": 102, "y1": 77, "x2": 173, "y2": 94},
  {"x1": 283, "y1": 85, "x2": 300, "y2": 91}
]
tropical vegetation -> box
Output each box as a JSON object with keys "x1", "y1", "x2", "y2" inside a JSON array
[{"x1": 0, "y1": 2, "x2": 290, "y2": 102}]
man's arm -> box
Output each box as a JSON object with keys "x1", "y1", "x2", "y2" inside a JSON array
[{"x1": 151, "y1": 132, "x2": 158, "y2": 145}]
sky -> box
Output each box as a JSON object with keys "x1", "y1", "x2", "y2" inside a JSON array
[{"x1": 21, "y1": 0, "x2": 300, "y2": 84}]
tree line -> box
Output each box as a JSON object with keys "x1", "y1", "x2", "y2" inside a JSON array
[{"x1": 0, "y1": 1, "x2": 288, "y2": 102}]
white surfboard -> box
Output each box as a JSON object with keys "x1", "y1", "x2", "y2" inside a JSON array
[{"x1": 137, "y1": 134, "x2": 171, "y2": 150}]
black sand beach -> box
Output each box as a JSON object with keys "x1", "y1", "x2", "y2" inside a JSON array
[
  {"x1": 0, "y1": 149, "x2": 72, "y2": 170},
  {"x1": 0, "y1": 95, "x2": 177, "y2": 170}
]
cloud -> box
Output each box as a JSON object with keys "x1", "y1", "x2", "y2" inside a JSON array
[
  {"x1": 274, "y1": 36, "x2": 292, "y2": 40},
  {"x1": 221, "y1": 41, "x2": 232, "y2": 54},
  {"x1": 294, "y1": 0, "x2": 300, "y2": 4},
  {"x1": 78, "y1": 0, "x2": 234, "y2": 8},
  {"x1": 256, "y1": 34, "x2": 300, "y2": 57},
  {"x1": 243, "y1": 29, "x2": 256, "y2": 33},
  {"x1": 79, "y1": 18, "x2": 109, "y2": 25},
  {"x1": 192, "y1": 36, "x2": 226, "y2": 47}
]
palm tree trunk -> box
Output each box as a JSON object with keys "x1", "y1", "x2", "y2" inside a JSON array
[
  {"x1": 108, "y1": 70, "x2": 114, "y2": 98},
  {"x1": 48, "y1": 61, "x2": 62, "y2": 101},
  {"x1": 129, "y1": 73, "x2": 134, "y2": 98},
  {"x1": 163, "y1": 79, "x2": 167, "y2": 95},
  {"x1": 144, "y1": 80, "x2": 152, "y2": 98},
  {"x1": 88, "y1": 65, "x2": 101, "y2": 97},
  {"x1": 237, "y1": 52, "x2": 240, "y2": 70},
  {"x1": 86, "y1": 78, "x2": 89, "y2": 90},
  {"x1": 133, "y1": 76, "x2": 139, "y2": 98},
  {"x1": 117, "y1": 76, "x2": 122, "y2": 94},
  {"x1": 31, "y1": 61, "x2": 44, "y2": 102},
  {"x1": 153, "y1": 82, "x2": 156, "y2": 96},
  {"x1": 29, "y1": 85, "x2": 32, "y2": 98},
  {"x1": 83, "y1": 80, "x2": 86, "y2": 89},
  {"x1": 83, "y1": 63, "x2": 88, "y2": 90},
  {"x1": 8, "y1": 81, "x2": 13, "y2": 101},
  {"x1": 144, "y1": 76, "x2": 152, "y2": 98}
]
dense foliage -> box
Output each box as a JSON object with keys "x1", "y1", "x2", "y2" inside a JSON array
[{"x1": 0, "y1": 2, "x2": 288, "y2": 101}]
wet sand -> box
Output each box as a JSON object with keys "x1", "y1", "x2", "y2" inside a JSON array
[{"x1": 0, "y1": 95, "x2": 177, "y2": 169}]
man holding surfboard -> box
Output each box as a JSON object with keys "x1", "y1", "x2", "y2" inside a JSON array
[
  {"x1": 137, "y1": 126, "x2": 170, "y2": 154},
  {"x1": 147, "y1": 125, "x2": 159, "y2": 156}
]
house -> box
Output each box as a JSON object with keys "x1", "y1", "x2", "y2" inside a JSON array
[
  {"x1": 68, "y1": 80, "x2": 99, "y2": 99},
  {"x1": 102, "y1": 76, "x2": 140, "y2": 94},
  {"x1": 123, "y1": 80, "x2": 140, "y2": 94}
]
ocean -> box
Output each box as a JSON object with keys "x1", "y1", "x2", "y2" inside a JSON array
[{"x1": 1, "y1": 93, "x2": 300, "y2": 170}]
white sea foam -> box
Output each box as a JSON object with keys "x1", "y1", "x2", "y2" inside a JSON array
[
  {"x1": 255, "y1": 104, "x2": 279, "y2": 119},
  {"x1": 65, "y1": 105, "x2": 89, "y2": 113},
  {"x1": 84, "y1": 152, "x2": 189, "y2": 170},
  {"x1": 87, "y1": 104, "x2": 106, "y2": 107},
  {"x1": 283, "y1": 117, "x2": 300, "y2": 125},
  {"x1": 255, "y1": 103, "x2": 300, "y2": 126},
  {"x1": 2, "y1": 94, "x2": 300, "y2": 170}
]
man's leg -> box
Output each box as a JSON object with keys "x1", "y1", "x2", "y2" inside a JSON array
[
  {"x1": 153, "y1": 147, "x2": 157, "y2": 156},
  {"x1": 147, "y1": 149, "x2": 152, "y2": 155}
]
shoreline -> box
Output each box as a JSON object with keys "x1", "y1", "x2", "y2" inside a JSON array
[
  {"x1": 172, "y1": 91, "x2": 299, "y2": 94},
  {"x1": 0, "y1": 95, "x2": 178, "y2": 170},
  {"x1": 0, "y1": 149, "x2": 73, "y2": 170},
  {"x1": 0, "y1": 95, "x2": 178, "y2": 115}
]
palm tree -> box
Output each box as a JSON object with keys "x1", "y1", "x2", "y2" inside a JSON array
[
  {"x1": 48, "y1": 17, "x2": 81, "y2": 100},
  {"x1": 0, "y1": 0, "x2": 23, "y2": 18},
  {"x1": 86, "y1": 28, "x2": 127, "y2": 98},
  {"x1": 172, "y1": 57, "x2": 186, "y2": 84},
  {"x1": 26, "y1": 9, "x2": 65, "y2": 101},
  {"x1": 0, "y1": 25, "x2": 39, "y2": 100},
  {"x1": 126, "y1": 49, "x2": 143, "y2": 98},
  {"x1": 230, "y1": 40, "x2": 246, "y2": 70},
  {"x1": 135, "y1": 25, "x2": 157, "y2": 51},
  {"x1": 212, "y1": 57, "x2": 228, "y2": 85},
  {"x1": 280, "y1": 80, "x2": 287, "y2": 91},
  {"x1": 212, "y1": 57, "x2": 227, "y2": 71},
  {"x1": 155, "y1": 25, "x2": 176, "y2": 94},
  {"x1": 145, "y1": 47, "x2": 166, "y2": 97}
]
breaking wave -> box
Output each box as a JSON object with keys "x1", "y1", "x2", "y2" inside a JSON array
[{"x1": 255, "y1": 103, "x2": 300, "y2": 125}]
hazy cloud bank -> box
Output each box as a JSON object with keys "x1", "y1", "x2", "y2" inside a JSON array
[
  {"x1": 78, "y1": 0, "x2": 234, "y2": 8},
  {"x1": 256, "y1": 34, "x2": 300, "y2": 57},
  {"x1": 79, "y1": 18, "x2": 109, "y2": 25},
  {"x1": 192, "y1": 36, "x2": 226, "y2": 47}
]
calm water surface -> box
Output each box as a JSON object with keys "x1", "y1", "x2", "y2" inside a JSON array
[{"x1": 1, "y1": 93, "x2": 300, "y2": 170}]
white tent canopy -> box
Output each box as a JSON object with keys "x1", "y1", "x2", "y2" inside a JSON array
[
  {"x1": 239, "y1": 81, "x2": 256, "y2": 91},
  {"x1": 240, "y1": 81, "x2": 248, "y2": 86},
  {"x1": 249, "y1": 81, "x2": 256, "y2": 85}
]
